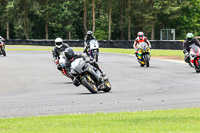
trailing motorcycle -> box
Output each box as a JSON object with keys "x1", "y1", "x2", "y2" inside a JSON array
[
  {"x1": 70, "y1": 58, "x2": 111, "y2": 94},
  {"x1": 188, "y1": 44, "x2": 200, "y2": 73},
  {"x1": 0, "y1": 40, "x2": 6, "y2": 56},
  {"x1": 136, "y1": 42, "x2": 150, "y2": 67},
  {"x1": 87, "y1": 39, "x2": 99, "y2": 62},
  {"x1": 56, "y1": 52, "x2": 72, "y2": 79}
]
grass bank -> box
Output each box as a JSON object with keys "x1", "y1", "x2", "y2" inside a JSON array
[{"x1": 0, "y1": 108, "x2": 199, "y2": 133}]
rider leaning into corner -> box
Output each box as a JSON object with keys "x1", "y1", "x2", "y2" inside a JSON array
[
  {"x1": 133, "y1": 31, "x2": 151, "y2": 56},
  {"x1": 63, "y1": 48, "x2": 106, "y2": 86},
  {"x1": 52, "y1": 37, "x2": 69, "y2": 72},
  {"x1": 83, "y1": 31, "x2": 96, "y2": 56},
  {"x1": 183, "y1": 33, "x2": 200, "y2": 64}
]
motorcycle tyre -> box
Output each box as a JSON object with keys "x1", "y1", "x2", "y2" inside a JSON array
[
  {"x1": 144, "y1": 55, "x2": 149, "y2": 67},
  {"x1": 1, "y1": 47, "x2": 6, "y2": 56},
  {"x1": 81, "y1": 77, "x2": 98, "y2": 94},
  {"x1": 103, "y1": 80, "x2": 111, "y2": 92},
  {"x1": 140, "y1": 64, "x2": 145, "y2": 67},
  {"x1": 93, "y1": 50, "x2": 98, "y2": 62},
  {"x1": 195, "y1": 59, "x2": 200, "y2": 73}
]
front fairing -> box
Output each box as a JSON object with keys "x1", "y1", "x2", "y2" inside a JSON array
[
  {"x1": 138, "y1": 43, "x2": 150, "y2": 54},
  {"x1": 70, "y1": 58, "x2": 85, "y2": 75},
  {"x1": 89, "y1": 40, "x2": 99, "y2": 50}
]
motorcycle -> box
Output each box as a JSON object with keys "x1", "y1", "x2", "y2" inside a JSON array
[
  {"x1": 136, "y1": 42, "x2": 150, "y2": 67},
  {"x1": 87, "y1": 39, "x2": 99, "y2": 62},
  {"x1": 58, "y1": 52, "x2": 72, "y2": 79},
  {"x1": 188, "y1": 44, "x2": 200, "y2": 73},
  {"x1": 0, "y1": 40, "x2": 6, "y2": 56},
  {"x1": 70, "y1": 58, "x2": 111, "y2": 94},
  {"x1": 55, "y1": 52, "x2": 72, "y2": 79}
]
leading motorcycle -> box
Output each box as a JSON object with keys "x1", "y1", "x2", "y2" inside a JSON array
[
  {"x1": 188, "y1": 44, "x2": 200, "y2": 73},
  {"x1": 0, "y1": 40, "x2": 6, "y2": 56},
  {"x1": 87, "y1": 39, "x2": 99, "y2": 62},
  {"x1": 70, "y1": 58, "x2": 111, "y2": 94},
  {"x1": 136, "y1": 42, "x2": 150, "y2": 67}
]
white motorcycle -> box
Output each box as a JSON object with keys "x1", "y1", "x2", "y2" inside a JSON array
[
  {"x1": 87, "y1": 39, "x2": 99, "y2": 62},
  {"x1": 56, "y1": 52, "x2": 72, "y2": 78}
]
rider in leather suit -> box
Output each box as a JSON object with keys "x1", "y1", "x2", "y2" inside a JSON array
[
  {"x1": 52, "y1": 37, "x2": 69, "y2": 71},
  {"x1": 183, "y1": 33, "x2": 200, "y2": 63},
  {"x1": 63, "y1": 48, "x2": 105, "y2": 86}
]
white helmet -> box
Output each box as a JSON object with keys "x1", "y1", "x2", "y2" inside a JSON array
[{"x1": 55, "y1": 37, "x2": 63, "y2": 48}]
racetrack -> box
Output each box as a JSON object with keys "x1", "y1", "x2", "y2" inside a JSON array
[{"x1": 0, "y1": 50, "x2": 200, "y2": 118}]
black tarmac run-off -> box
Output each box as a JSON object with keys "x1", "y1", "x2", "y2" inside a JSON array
[{"x1": 0, "y1": 51, "x2": 200, "y2": 118}]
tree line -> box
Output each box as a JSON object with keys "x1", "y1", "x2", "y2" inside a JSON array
[{"x1": 0, "y1": 0, "x2": 199, "y2": 40}]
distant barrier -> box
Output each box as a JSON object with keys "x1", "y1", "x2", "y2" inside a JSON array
[{"x1": 5, "y1": 39, "x2": 183, "y2": 50}]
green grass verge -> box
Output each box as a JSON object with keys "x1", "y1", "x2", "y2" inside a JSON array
[
  {"x1": 6, "y1": 45, "x2": 184, "y2": 59},
  {"x1": 0, "y1": 108, "x2": 200, "y2": 133}
]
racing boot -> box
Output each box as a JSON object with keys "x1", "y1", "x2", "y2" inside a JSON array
[{"x1": 98, "y1": 68, "x2": 106, "y2": 77}]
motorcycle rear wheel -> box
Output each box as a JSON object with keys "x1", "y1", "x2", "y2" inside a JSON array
[{"x1": 81, "y1": 76, "x2": 98, "y2": 94}]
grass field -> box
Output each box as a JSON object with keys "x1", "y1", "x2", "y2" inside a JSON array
[
  {"x1": 5, "y1": 45, "x2": 184, "y2": 59},
  {"x1": 0, "y1": 108, "x2": 199, "y2": 133}
]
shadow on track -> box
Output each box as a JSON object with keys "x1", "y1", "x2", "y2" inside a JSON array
[
  {"x1": 75, "y1": 92, "x2": 112, "y2": 95},
  {"x1": 50, "y1": 82, "x2": 73, "y2": 84}
]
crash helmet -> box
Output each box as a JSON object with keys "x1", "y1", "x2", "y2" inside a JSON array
[
  {"x1": 87, "y1": 31, "x2": 93, "y2": 37},
  {"x1": 55, "y1": 37, "x2": 63, "y2": 48},
  {"x1": 137, "y1": 31, "x2": 144, "y2": 40},
  {"x1": 186, "y1": 33, "x2": 194, "y2": 42},
  {"x1": 64, "y1": 48, "x2": 75, "y2": 60}
]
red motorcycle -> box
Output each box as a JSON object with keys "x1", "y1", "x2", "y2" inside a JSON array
[
  {"x1": 189, "y1": 44, "x2": 200, "y2": 73},
  {"x1": 0, "y1": 40, "x2": 6, "y2": 56}
]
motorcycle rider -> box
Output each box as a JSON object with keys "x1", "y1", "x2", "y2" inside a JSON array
[
  {"x1": 83, "y1": 31, "x2": 96, "y2": 56},
  {"x1": 63, "y1": 47, "x2": 105, "y2": 86},
  {"x1": 133, "y1": 32, "x2": 151, "y2": 66},
  {"x1": 183, "y1": 33, "x2": 200, "y2": 64},
  {"x1": 52, "y1": 37, "x2": 69, "y2": 73},
  {"x1": 133, "y1": 31, "x2": 151, "y2": 55}
]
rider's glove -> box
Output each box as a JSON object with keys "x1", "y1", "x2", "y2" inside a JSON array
[{"x1": 86, "y1": 45, "x2": 90, "y2": 49}]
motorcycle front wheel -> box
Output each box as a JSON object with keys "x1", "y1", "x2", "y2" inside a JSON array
[
  {"x1": 103, "y1": 80, "x2": 111, "y2": 92},
  {"x1": 94, "y1": 50, "x2": 98, "y2": 62},
  {"x1": 144, "y1": 54, "x2": 150, "y2": 67},
  {"x1": 81, "y1": 76, "x2": 98, "y2": 94},
  {"x1": 195, "y1": 59, "x2": 200, "y2": 73},
  {"x1": 1, "y1": 47, "x2": 6, "y2": 56}
]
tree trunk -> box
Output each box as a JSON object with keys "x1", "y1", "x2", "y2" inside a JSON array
[
  {"x1": 83, "y1": 0, "x2": 87, "y2": 35},
  {"x1": 120, "y1": 0, "x2": 124, "y2": 40},
  {"x1": 45, "y1": 17, "x2": 48, "y2": 40},
  {"x1": 108, "y1": 0, "x2": 112, "y2": 40},
  {"x1": 45, "y1": 0, "x2": 49, "y2": 40},
  {"x1": 151, "y1": 12, "x2": 157, "y2": 40},
  {"x1": 127, "y1": 0, "x2": 131, "y2": 40},
  {"x1": 92, "y1": 0, "x2": 95, "y2": 33},
  {"x1": 151, "y1": 24, "x2": 155, "y2": 40},
  {"x1": 68, "y1": 19, "x2": 71, "y2": 40},
  {"x1": 23, "y1": 0, "x2": 29, "y2": 39},
  {"x1": 6, "y1": 21, "x2": 9, "y2": 39}
]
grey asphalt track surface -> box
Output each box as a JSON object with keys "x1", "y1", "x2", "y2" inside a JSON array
[{"x1": 0, "y1": 50, "x2": 200, "y2": 118}]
